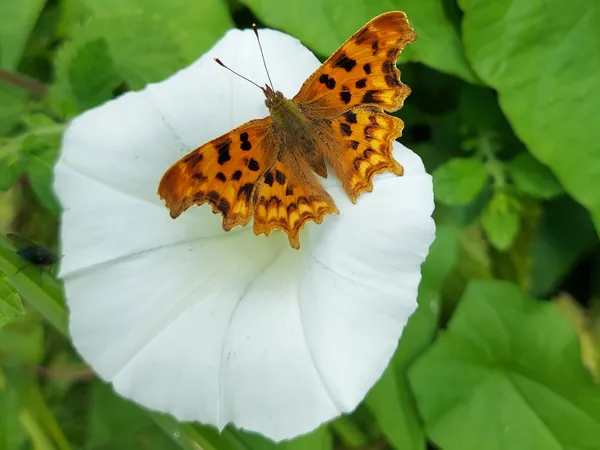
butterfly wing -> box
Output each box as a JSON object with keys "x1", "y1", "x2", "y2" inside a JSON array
[
  {"x1": 293, "y1": 11, "x2": 415, "y2": 202},
  {"x1": 293, "y1": 11, "x2": 415, "y2": 114},
  {"x1": 158, "y1": 117, "x2": 277, "y2": 231},
  {"x1": 252, "y1": 152, "x2": 338, "y2": 249}
]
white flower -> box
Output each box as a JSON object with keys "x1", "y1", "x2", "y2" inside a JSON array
[{"x1": 54, "y1": 26, "x2": 435, "y2": 442}]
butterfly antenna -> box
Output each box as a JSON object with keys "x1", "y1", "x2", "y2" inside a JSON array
[
  {"x1": 214, "y1": 58, "x2": 265, "y2": 92},
  {"x1": 252, "y1": 23, "x2": 274, "y2": 90}
]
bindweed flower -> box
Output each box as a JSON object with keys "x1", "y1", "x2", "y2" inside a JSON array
[{"x1": 54, "y1": 26, "x2": 435, "y2": 442}]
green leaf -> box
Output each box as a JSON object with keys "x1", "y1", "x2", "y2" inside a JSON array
[
  {"x1": 0, "y1": 139, "x2": 26, "y2": 191},
  {"x1": 0, "y1": 84, "x2": 28, "y2": 135},
  {"x1": 409, "y1": 280, "x2": 600, "y2": 450},
  {"x1": 25, "y1": 147, "x2": 60, "y2": 214},
  {"x1": 481, "y1": 192, "x2": 521, "y2": 251},
  {"x1": 530, "y1": 196, "x2": 598, "y2": 298},
  {"x1": 460, "y1": 0, "x2": 600, "y2": 234},
  {"x1": 53, "y1": 0, "x2": 234, "y2": 111},
  {"x1": 507, "y1": 153, "x2": 563, "y2": 199},
  {"x1": 366, "y1": 226, "x2": 459, "y2": 450},
  {"x1": 0, "y1": 274, "x2": 24, "y2": 329},
  {"x1": 0, "y1": 372, "x2": 26, "y2": 449},
  {"x1": 0, "y1": 0, "x2": 46, "y2": 69},
  {"x1": 241, "y1": 0, "x2": 477, "y2": 82},
  {"x1": 67, "y1": 38, "x2": 121, "y2": 110},
  {"x1": 433, "y1": 158, "x2": 489, "y2": 205},
  {"x1": 87, "y1": 381, "x2": 180, "y2": 450}
]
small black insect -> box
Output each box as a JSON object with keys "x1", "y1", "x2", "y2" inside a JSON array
[{"x1": 7, "y1": 233, "x2": 57, "y2": 273}]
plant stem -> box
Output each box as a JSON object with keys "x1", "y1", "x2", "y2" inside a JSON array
[{"x1": 0, "y1": 68, "x2": 48, "y2": 98}]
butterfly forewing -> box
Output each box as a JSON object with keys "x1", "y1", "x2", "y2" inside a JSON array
[
  {"x1": 293, "y1": 11, "x2": 416, "y2": 115},
  {"x1": 158, "y1": 117, "x2": 277, "y2": 230}
]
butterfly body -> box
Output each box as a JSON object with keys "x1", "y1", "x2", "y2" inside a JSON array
[{"x1": 158, "y1": 11, "x2": 417, "y2": 249}]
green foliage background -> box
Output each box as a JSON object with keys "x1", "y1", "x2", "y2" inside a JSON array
[{"x1": 1, "y1": 0, "x2": 600, "y2": 449}]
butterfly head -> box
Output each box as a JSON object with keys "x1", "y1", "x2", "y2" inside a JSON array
[{"x1": 263, "y1": 85, "x2": 286, "y2": 110}]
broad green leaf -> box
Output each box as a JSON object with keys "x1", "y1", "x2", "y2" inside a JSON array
[
  {"x1": 0, "y1": 0, "x2": 46, "y2": 69},
  {"x1": 433, "y1": 158, "x2": 489, "y2": 205},
  {"x1": 241, "y1": 0, "x2": 477, "y2": 82},
  {"x1": 530, "y1": 196, "x2": 598, "y2": 298},
  {"x1": 481, "y1": 192, "x2": 521, "y2": 251},
  {"x1": 53, "y1": 0, "x2": 233, "y2": 111},
  {"x1": 25, "y1": 147, "x2": 60, "y2": 214},
  {"x1": 409, "y1": 280, "x2": 600, "y2": 450},
  {"x1": 507, "y1": 153, "x2": 563, "y2": 199},
  {"x1": 460, "y1": 0, "x2": 600, "y2": 234},
  {"x1": 279, "y1": 427, "x2": 331, "y2": 450},
  {"x1": 67, "y1": 38, "x2": 121, "y2": 110},
  {"x1": 366, "y1": 226, "x2": 459, "y2": 450},
  {"x1": 0, "y1": 274, "x2": 24, "y2": 329},
  {"x1": 0, "y1": 316, "x2": 44, "y2": 365}
]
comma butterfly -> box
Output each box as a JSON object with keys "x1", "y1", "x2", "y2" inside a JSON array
[{"x1": 158, "y1": 11, "x2": 417, "y2": 249}]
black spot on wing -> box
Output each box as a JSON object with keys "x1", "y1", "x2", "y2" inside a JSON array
[
  {"x1": 216, "y1": 139, "x2": 232, "y2": 165},
  {"x1": 275, "y1": 170, "x2": 286, "y2": 185},
  {"x1": 340, "y1": 123, "x2": 352, "y2": 136},
  {"x1": 183, "y1": 152, "x2": 203, "y2": 166},
  {"x1": 371, "y1": 40, "x2": 379, "y2": 55},
  {"x1": 218, "y1": 198, "x2": 231, "y2": 216},
  {"x1": 382, "y1": 60, "x2": 394, "y2": 74},
  {"x1": 363, "y1": 63, "x2": 372, "y2": 75},
  {"x1": 264, "y1": 170, "x2": 274, "y2": 187},
  {"x1": 334, "y1": 53, "x2": 356, "y2": 72},
  {"x1": 193, "y1": 172, "x2": 206, "y2": 181},
  {"x1": 340, "y1": 89, "x2": 351, "y2": 104},
  {"x1": 237, "y1": 183, "x2": 253, "y2": 201},
  {"x1": 248, "y1": 158, "x2": 260, "y2": 171},
  {"x1": 355, "y1": 78, "x2": 367, "y2": 89},
  {"x1": 240, "y1": 132, "x2": 251, "y2": 151},
  {"x1": 216, "y1": 172, "x2": 226, "y2": 182},
  {"x1": 348, "y1": 140, "x2": 359, "y2": 150},
  {"x1": 286, "y1": 185, "x2": 294, "y2": 196},
  {"x1": 385, "y1": 75, "x2": 400, "y2": 87},
  {"x1": 362, "y1": 90, "x2": 381, "y2": 104},
  {"x1": 343, "y1": 111, "x2": 357, "y2": 123},
  {"x1": 232, "y1": 170, "x2": 242, "y2": 181},
  {"x1": 319, "y1": 73, "x2": 336, "y2": 90}
]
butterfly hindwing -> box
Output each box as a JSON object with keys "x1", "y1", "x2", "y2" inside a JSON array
[
  {"x1": 252, "y1": 153, "x2": 338, "y2": 249},
  {"x1": 158, "y1": 117, "x2": 276, "y2": 231},
  {"x1": 293, "y1": 11, "x2": 416, "y2": 115},
  {"x1": 324, "y1": 106, "x2": 404, "y2": 202}
]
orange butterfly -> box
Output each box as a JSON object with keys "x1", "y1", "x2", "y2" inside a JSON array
[{"x1": 158, "y1": 11, "x2": 416, "y2": 249}]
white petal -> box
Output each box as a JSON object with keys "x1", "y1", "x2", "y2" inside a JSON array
[{"x1": 56, "y1": 25, "x2": 435, "y2": 443}]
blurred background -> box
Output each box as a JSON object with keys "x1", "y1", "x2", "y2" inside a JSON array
[{"x1": 1, "y1": 0, "x2": 599, "y2": 449}]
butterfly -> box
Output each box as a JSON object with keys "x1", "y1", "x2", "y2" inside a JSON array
[
  {"x1": 7, "y1": 233, "x2": 57, "y2": 274},
  {"x1": 158, "y1": 11, "x2": 416, "y2": 249}
]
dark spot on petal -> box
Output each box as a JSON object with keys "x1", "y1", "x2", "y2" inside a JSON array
[
  {"x1": 286, "y1": 185, "x2": 294, "y2": 196},
  {"x1": 371, "y1": 40, "x2": 379, "y2": 54},
  {"x1": 193, "y1": 172, "x2": 206, "y2": 180},
  {"x1": 218, "y1": 198, "x2": 230, "y2": 216},
  {"x1": 183, "y1": 152, "x2": 203, "y2": 166},
  {"x1": 232, "y1": 170, "x2": 242, "y2": 181},
  {"x1": 216, "y1": 139, "x2": 232, "y2": 165},
  {"x1": 348, "y1": 140, "x2": 359, "y2": 150},
  {"x1": 340, "y1": 123, "x2": 352, "y2": 136},
  {"x1": 363, "y1": 63, "x2": 371, "y2": 75},
  {"x1": 343, "y1": 111, "x2": 357, "y2": 123},
  {"x1": 216, "y1": 172, "x2": 226, "y2": 182},
  {"x1": 340, "y1": 91, "x2": 351, "y2": 104},
  {"x1": 362, "y1": 90, "x2": 380, "y2": 104},
  {"x1": 237, "y1": 183, "x2": 253, "y2": 201},
  {"x1": 248, "y1": 158, "x2": 260, "y2": 171},
  {"x1": 264, "y1": 171, "x2": 274, "y2": 187},
  {"x1": 275, "y1": 170, "x2": 286, "y2": 185},
  {"x1": 208, "y1": 191, "x2": 220, "y2": 203},
  {"x1": 355, "y1": 78, "x2": 367, "y2": 89},
  {"x1": 334, "y1": 53, "x2": 356, "y2": 72},
  {"x1": 385, "y1": 75, "x2": 400, "y2": 87},
  {"x1": 382, "y1": 60, "x2": 394, "y2": 73}
]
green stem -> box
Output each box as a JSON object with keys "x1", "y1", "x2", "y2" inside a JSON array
[
  {"x1": 478, "y1": 133, "x2": 506, "y2": 189},
  {"x1": 0, "y1": 68, "x2": 48, "y2": 98}
]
